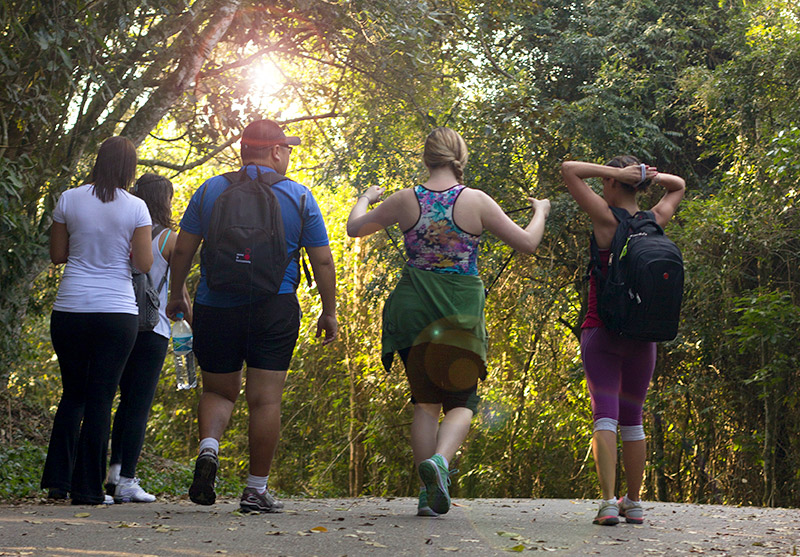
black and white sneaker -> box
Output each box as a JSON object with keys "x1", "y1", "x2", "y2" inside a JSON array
[
  {"x1": 189, "y1": 449, "x2": 218, "y2": 505},
  {"x1": 239, "y1": 487, "x2": 283, "y2": 513}
]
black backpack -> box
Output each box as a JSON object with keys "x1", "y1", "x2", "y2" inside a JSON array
[
  {"x1": 132, "y1": 225, "x2": 168, "y2": 332},
  {"x1": 200, "y1": 167, "x2": 306, "y2": 295},
  {"x1": 590, "y1": 207, "x2": 684, "y2": 341}
]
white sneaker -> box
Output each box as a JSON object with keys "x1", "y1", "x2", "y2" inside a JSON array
[{"x1": 114, "y1": 477, "x2": 156, "y2": 503}]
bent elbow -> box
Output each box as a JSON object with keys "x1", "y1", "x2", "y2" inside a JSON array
[{"x1": 522, "y1": 240, "x2": 540, "y2": 255}]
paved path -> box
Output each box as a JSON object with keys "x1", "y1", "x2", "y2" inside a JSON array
[{"x1": 0, "y1": 497, "x2": 798, "y2": 556}]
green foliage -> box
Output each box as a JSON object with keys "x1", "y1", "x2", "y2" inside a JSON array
[{"x1": 0, "y1": 442, "x2": 47, "y2": 500}]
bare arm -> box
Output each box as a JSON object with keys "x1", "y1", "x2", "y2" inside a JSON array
[
  {"x1": 346, "y1": 186, "x2": 411, "y2": 237},
  {"x1": 649, "y1": 173, "x2": 686, "y2": 227},
  {"x1": 306, "y1": 244, "x2": 338, "y2": 345},
  {"x1": 166, "y1": 230, "x2": 201, "y2": 321},
  {"x1": 49, "y1": 222, "x2": 69, "y2": 264},
  {"x1": 130, "y1": 225, "x2": 154, "y2": 273},
  {"x1": 560, "y1": 161, "x2": 655, "y2": 227},
  {"x1": 161, "y1": 229, "x2": 194, "y2": 324},
  {"x1": 479, "y1": 192, "x2": 551, "y2": 253}
]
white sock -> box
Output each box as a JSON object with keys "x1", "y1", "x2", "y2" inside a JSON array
[
  {"x1": 119, "y1": 475, "x2": 135, "y2": 487},
  {"x1": 106, "y1": 463, "x2": 121, "y2": 484},
  {"x1": 247, "y1": 474, "x2": 268, "y2": 493},
  {"x1": 604, "y1": 497, "x2": 617, "y2": 504},
  {"x1": 199, "y1": 438, "x2": 219, "y2": 455}
]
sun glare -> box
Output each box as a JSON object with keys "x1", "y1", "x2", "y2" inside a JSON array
[{"x1": 248, "y1": 60, "x2": 285, "y2": 109}]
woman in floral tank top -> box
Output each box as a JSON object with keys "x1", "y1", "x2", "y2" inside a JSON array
[{"x1": 347, "y1": 127, "x2": 550, "y2": 517}]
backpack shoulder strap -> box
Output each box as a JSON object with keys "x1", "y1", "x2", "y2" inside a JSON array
[
  {"x1": 608, "y1": 206, "x2": 632, "y2": 224},
  {"x1": 295, "y1": 193, "x2": 313, "y2": 288},
  {"x1": 589, "y1": 207, "x2": 630, "y2": 271},
  {"x1": 257, "y1": 171, "x2": 289, "y2": 187}
]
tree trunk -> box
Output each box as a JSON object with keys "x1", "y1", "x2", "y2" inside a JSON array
[{"x1": 122, "y1": 0, "x2": 241, "y2": 145}]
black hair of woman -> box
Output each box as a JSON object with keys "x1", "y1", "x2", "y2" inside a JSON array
[
  {"x1": 91, "y1": 136, "x2": 138, "y2": 203},
  {"x1": 133, "y1": 173, "x2": 175, "y2": 229}
]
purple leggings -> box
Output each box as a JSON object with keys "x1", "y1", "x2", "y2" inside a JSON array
[{"x1": 580, "y1": 327, "x2": 656, "y2": 426}]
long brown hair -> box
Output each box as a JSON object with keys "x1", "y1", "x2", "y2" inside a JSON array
[
  {"x1": 133, "y1": 173, "x2": 175, "y2": 229},
  {"x1": 91, "y1": 136, "x2": 137, "y2": 202}
]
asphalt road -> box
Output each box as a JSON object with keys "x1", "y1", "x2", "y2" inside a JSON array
[{"x1": 0, "y1": 497, "x2": 798, "y2": 556}]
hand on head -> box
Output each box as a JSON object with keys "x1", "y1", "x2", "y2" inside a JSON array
[{"x1": 617, "y1": 164, "x2": 658, "y2": 187}]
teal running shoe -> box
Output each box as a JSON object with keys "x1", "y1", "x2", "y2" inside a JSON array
[
  {"x1": 417, "y1": 487, "x2": 438, "y2": 517},
  {"x1": 418, "y1": 454, "x2": 451, "y2": 515}
]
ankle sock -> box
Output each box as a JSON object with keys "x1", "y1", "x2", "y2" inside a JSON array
[
  {"x1": 106, "y1": 463, "x2": 121, "y2": 484},
  {"x1": 199, "y1": 438, "x2": 219, "y2": 455},
  {"x1": 246, "y1": 474, "x2": 268, "y2": 493}
]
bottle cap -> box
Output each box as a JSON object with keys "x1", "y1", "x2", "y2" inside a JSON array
[{"x1": 176, "y1": 312, "x2": 184, "y2": 319}]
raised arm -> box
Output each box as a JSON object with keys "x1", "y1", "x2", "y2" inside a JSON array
[
  {"x1": 649, "y1": 173, "x2": 686, "y2": 227},
  {"x1": 346, "y1": 186, "x2": 415, "y2": 237},
  {"x1": 478, "y1": 191, "x2": 551, "y2": 254},
  {"x1": 560, "y1": 161, "x2": 650, "y2": 228}
]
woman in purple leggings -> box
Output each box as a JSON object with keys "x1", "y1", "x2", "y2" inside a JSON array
[{"x1": 562, "y1": 157, "x2": 685, "y2": 525}]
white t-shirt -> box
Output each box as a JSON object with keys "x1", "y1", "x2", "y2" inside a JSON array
[{"x1": 52, "y1": 184, "x2": 151, "y2": 314}]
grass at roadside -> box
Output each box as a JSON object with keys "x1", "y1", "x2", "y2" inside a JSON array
[{"x1": 0, "y1": 441, "x2": 246, "y2": 503}]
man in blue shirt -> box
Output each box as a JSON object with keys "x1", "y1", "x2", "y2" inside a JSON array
[{"x1": 167, "y1": 119, "x2": 337, "y2": 513}]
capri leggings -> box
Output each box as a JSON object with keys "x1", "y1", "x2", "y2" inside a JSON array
[{"x1": 580, "y1": 327, "x2": 656, "y2": 426}]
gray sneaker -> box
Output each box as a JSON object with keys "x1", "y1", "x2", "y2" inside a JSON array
[
  {"x1": 592, "y1": 499, "x2": 620, "y2": 525},
  {"x1": 240, "y1": 487, "x2": 283, "y2": 513},
  {"x1": 618, "y1": 497, "x2": 644, "y2": 524}
]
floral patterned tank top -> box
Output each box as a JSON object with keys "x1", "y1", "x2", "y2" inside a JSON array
[{"x1": 403, "y1": 184, "x2": 480, "y2": 275}]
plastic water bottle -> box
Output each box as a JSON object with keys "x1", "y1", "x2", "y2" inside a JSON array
[{"x1": 173, "y1": 312, "x2": 197, "y2": 390}]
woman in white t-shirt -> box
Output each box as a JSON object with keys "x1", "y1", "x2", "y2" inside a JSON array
[{"x1": 41, "y1": 136, "x2": 153, "y2": 506}]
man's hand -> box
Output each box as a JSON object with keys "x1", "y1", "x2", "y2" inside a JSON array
[
  {"x1": 316, "y1": 313, "x2": 338, "y2": 345},
  {"x1": 166, "y1": 299, "x2": 189, "y2": 321}
]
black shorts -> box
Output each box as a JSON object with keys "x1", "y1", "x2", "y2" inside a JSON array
[
  {"x1": 193, "y1": 294, "x2": 300, "y2": 373},
  {"x1": 398, "y1": 342, "x2": 482, "y2": 414}
]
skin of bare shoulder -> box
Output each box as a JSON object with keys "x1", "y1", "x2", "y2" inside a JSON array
[{"x1": 452, "y1": 187, "x2": 487, "y2": 236}]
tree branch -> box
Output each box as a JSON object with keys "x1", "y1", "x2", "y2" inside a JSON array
[{"x1": 138, "y1": 111, "x2": 341, "y2": 172}]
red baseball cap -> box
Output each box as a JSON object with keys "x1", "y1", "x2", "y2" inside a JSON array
[{"x1": 241, "y1": 119, "x2": 301, "y2": 147}]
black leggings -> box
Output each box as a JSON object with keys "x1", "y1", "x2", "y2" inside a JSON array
[
  {"x1": 41, "y1": 311, "x2": 138, "y2": 503},
  {"x1": 109, "y1": 331, "x2": 169, "y2": 479}
]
